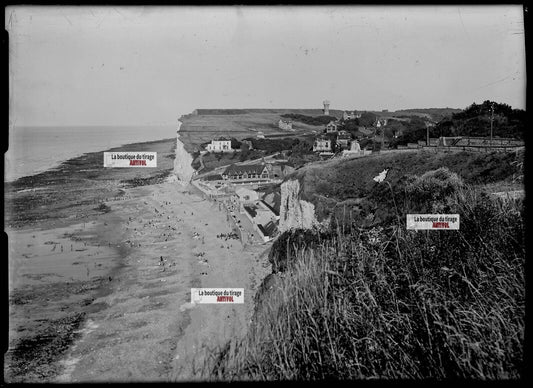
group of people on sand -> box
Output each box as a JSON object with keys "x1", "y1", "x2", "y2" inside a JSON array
[{"x1": 216, "y1": 232, "x2": 239, "y2": 241}]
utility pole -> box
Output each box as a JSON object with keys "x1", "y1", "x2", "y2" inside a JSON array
[{"x1": 490, "y1": 103, "x2": 495, "y2": 148}]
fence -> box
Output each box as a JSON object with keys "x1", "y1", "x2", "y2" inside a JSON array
[{"x1": 423, "y1": 145, "x2": 524, "y2": 153}]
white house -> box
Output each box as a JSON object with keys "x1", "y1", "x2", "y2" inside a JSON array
[
  {"x1": 376, "y1": 119, "x2": 388, "y2": 128},
  {"x1": 206, "y1": 136, "x2": 232, "y2": 152},
  {"x1": 278, "y1": 119, "x2": 293, "y2": 130},
  {"x1": 349, "y1": 139, "x2": 361, "y2": 152},
  {"x1": 341, "y1": 140, "x2": 372, "y2": 158},
  {"x1": 343, "y1": 111, "x2": 362, "y2": 120},
  {"x1": 313, "y1": 136, "x2": 332, "y2": 152}
]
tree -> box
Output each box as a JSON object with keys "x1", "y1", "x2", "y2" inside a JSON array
[
  {"x1": 230, "y1": 138, "x2": 242, "y2": 149},
  {"x1": 239, "y1": 142, "x2": 251, "y2": 161},
  {"x1": 343, "y1": 119, "x2": 360, "y2": 131},
  {"x1": 325, "y1": 133, "x2": 338, "y2": 153},
  {"x1": 359, "y1": 112, "x2": 378, "y2": 127},
  {"x1": 437, "y1": 101, "x2": 524, "y2": 140},
  {"x1": 291, "y1": 138, "x2": 314, "y2": 155}
]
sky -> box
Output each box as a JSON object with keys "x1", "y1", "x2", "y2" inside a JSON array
[{"x1": 6, "y1": 5, "x2": 526, "y2": 127}]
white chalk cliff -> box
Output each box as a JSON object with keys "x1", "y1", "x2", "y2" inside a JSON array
[
  {"x1": 173, "y1": 120, "x2": 195, "y2": 185},
  {"x1": 279, "y1": 179, "x2": 319, "y2": 232}
]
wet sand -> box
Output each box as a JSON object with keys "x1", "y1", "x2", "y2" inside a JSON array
[{"x1": 4, "y1": 137, "x2": 271, "y2": 382}]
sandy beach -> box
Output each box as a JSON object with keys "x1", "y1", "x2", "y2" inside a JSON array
[
  {"x1": 55, "y1": 181, "x2": 270, "y2": 382},
  {"x1": 5, "y1": 138, "x2": 271, "y2": 382}
]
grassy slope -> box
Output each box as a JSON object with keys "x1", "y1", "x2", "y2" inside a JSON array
[
  {"x1": 214, "y1": 192, "x2": 525, "y2": 379},
  {"x1": 178, "y1": 109, "x2": 341, "y2": 154},
  {"x1": 289, "y1": 149, "x2": 523, "y2": 221},
  {"x1": 206, "y1": 159, "x2": 525, "y2": 380}
]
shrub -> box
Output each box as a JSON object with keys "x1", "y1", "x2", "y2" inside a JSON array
[
  {"x1": 94, "y1": 202, "x2": 111, "y2": 213},
  {"x1": 404, "y1": 167, "x2": 464, "y2": 212},
  {"x1": 205, "y1": 181, "x2": 524, "y2": 380}
]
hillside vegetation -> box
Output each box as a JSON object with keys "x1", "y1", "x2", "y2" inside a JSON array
[
  {"x1": 205, "y1": 163, "x2": 524, "y2": 379},
  {"x1": 290, "y1": 149, "x2": 523, "y2": 224},
  {"x1": 433, "y1": 101, "x2": 525, "y2": 139},
  {"x1": 390, "y1": 107, "x2": 462, "y2": 122},
  {"x1": 342, "y1": 102, "x2": 525, "y2": 147}
]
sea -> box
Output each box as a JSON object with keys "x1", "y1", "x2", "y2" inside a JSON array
[{"x1": 5, "y1": 125, "x2": 177, "y2": 182}]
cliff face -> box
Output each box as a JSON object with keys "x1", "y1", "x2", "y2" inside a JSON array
[
  {"x1": 279, "y1": 179, "x2": 319, "y2": 232},
  {"x1": 173, "y1": 120, "x2": 195, "y2": 185}
]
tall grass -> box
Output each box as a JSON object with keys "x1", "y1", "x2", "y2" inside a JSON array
[{"x1": 204, "y1": 170, "x2": 525, "y2": 380}]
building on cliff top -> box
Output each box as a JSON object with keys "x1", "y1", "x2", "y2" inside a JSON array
[
  {"x1": 313, "y1": 136, "x2": 332, "y2": 152},
  {"x1": 278, "y1": 119, "x2": 293, "y2": 130},
  {"x1": 325, "y1": 121, "x2": 338, "y2": 133},
  {"x1": 341, "y1": 140, "x2": 373, "y2": 158},
  {"x1": 336, "y1": 130, "x2": 352, "y2": 150},
  {"x1": 343, "y1": 111, "x2": 362, "y2": 120},
  {"x1": 206, "y1": 136, "x2": 233, "y2": 152}
]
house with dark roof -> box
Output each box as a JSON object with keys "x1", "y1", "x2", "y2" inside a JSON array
[
  {"x1": 222, "y1": 163, "x2": 272, "y2": 181},
  {"x1": 336, "y1": 130, "x2": 352, "y2": 150},
  {"x1": 325, "y1": 121, "x2": 338, "y2": 133},
  {"x1": 241, "y1": 200, "x2": 280, "y2": 242},
  {"x1": 260, "y1": 191, "x2": 281, "y2": 217},
  {"x1": 257, "y1": 221, "x2": 278, "y2": 242}
]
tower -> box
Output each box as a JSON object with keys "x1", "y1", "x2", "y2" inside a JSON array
[{"x1": 323, "y1": 100, "x2": 330, "y2": 116}]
